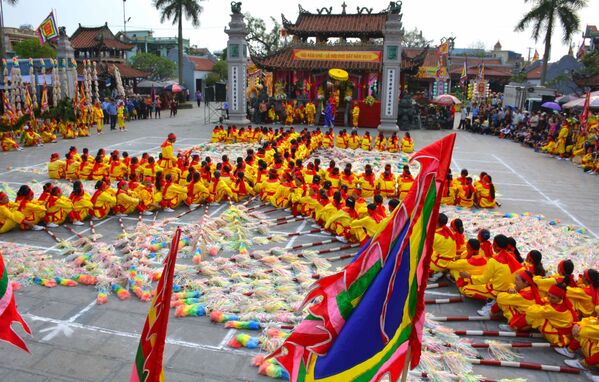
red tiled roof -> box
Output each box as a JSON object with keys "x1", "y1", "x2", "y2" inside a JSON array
[
  {"x1": 284, "y1": 13, "x2": 387, "y2": 37},
  {"x1": 574, "y1": 71, "x2": 599, "y2": 88},
  {"x1": 70, "y1": 25, "x2": 134, "y2": 50},
  {"x1": 526, "y1": 66, "x2": 542, "y2": 79},
  {"x1": 76, "y1": 61, "x2": 148, "y2": 78},
  {"x1": 188, "y1": 56, "x2": 214, "y2": 71}
]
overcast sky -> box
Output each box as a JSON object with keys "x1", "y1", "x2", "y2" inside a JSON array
[{"x1": 4, "y1": 0, "x2": 599, "y2": 60}]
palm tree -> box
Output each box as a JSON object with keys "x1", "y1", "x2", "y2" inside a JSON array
[
  {"x1": 1, "y1": 0, "x2": 19, "y2": 58},
  {"x1": 154, "y1": 0, "x2": 203, "y2": 87},
  {"x1": 515, "y1": 0, "x2": 587, "y2": 86}
]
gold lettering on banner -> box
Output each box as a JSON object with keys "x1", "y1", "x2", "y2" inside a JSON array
[{"x1": 292, "y1": 49, "x2": 382, "y2": 63}]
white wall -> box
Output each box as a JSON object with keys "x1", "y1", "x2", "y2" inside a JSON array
[{"x1": 192, "y1": 70, "x2": 211, "y2": 94}]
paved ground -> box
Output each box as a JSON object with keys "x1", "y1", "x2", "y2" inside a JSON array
[{"x1": 0, "y1": 106, "x2": 597, "y2": 381}]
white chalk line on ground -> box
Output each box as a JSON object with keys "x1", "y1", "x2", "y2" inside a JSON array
[
  {"x1": 39, "y1": 299, "x2": 98, "y2": 341},
  {"x1": 285, "y1": 221, "x2": 308, "y2": 249},
  {"x1": 27, "y1": 313, "x2": 255, "y2": 356},
  {"x1": 492, "y1": 154, "x2": 598, "y2": 239},
  {"x1": 217, "y1": 328, "x2": 238, "y2": 349}
]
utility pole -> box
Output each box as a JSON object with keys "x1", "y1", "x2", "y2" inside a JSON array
[
  {"x1": 122, "y1": 0, "x2": 127, "y2": 40},
  {"x1": 0, "y1": 0, "x2": 6, "y2": 59},
  {"x1": 526, "y1": 47, "x2": 533, "y2": 63}
]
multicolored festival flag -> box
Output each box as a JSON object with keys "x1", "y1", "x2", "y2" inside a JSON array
[
  {"x1": 580, "y1": 91, "x2": 591, "y2": 133},
  {"x1": 36, "y1": 12, "x2": 60, "y2": 46},
  {"x1": 460, "y1": 60, "x2": 468, "y2": 86},
  {"x1": 2, "y1": 93, "x2": 15, "y2": 119},
  {"x1": 40, "y1": 84, "x2": 49, "y2": 113},
  {"x1": 0, "y1": 253, "x2": 32, "y2": 352},
  {"x1": 532, "y1": 49, "x2": 540, "y2": 62},
  {"x1": 130, "y1": 227, "x2": 182, "y2": 382},
  {"x1": 268, "y1": 134, "x2": 456, "y2": 381}
]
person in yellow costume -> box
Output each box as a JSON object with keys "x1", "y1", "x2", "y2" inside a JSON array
[
  {"x1": 325, "y1": 198, "x2": 360, "y2": 241},
  {"x1": 22, "y1": 125, "x2": 42, "y2": 146},
  {"x1": 541, "y1": 136, "x2": 557, "y2": 154},
  {"x1": 117, "y1": 103, "x2": 126, "y2": 131},
  {"x1": 375, "y1": 164, "x2": 396, "y2": 198},
  {"x1": 160, "y1": 133, "x2": 177, "y2": 176},
  {"x1": 349, "y1": 203, "x2": 384, "y2": 244},
  {"x1": 160, "y1": 174, "x2": 187, "y2": 211},
  {"x1": 495, "y1": 270, "x2": 541, "y2": 331},
  {"x1": 207, "y1": 170, "x2": 234, "y2": 203},
  {"x1": 305, "y1": 101, "x2": 316, "y2": 126},
  {"x1": 441, "y1": 173, "x2": 456, "y2": 205},
  {"x1": 565, "y1": 269, "x2": 598, "y2": 318},
  {"x1": 63, "y1": 122, "x2": 77, "y2": 139},
  {"x1": 397, "y1": 165, "x2": 414, "y2": 200},
  {"x1": 401, "y1": 132, "x2": 414, "y2": 153},
  {"x1": 69, "y1": 181, "x2": 93, "y2": 225},
  {"x1": 476, "y1": 175, "x2": 496, "y2": 208},
  {"x1": 351, "y1": 102, "x2": 360, "y2": 128},
  {"x1": 387, "y1": 132, "x2": 400, "y2": 153},
  {"x1": 15, "y1": 186, "x2": 46, "y2": 230},
  {"x1": 259, "y1": 170, "x2": 281, "y2": 202},
  {"x1": 92, "y1": 101, "x2": 104, "y2": 134},
  {"x1": 459, "y1": 235, "x2": 523, "y2": 309},
  {"x1": 361, "y1": 131, "x2": 372, "y2": 150},
  {"x1": 284, "y1": 102, "x2": 293, "y2": 125},
  {"x1": 91, "y1": 180, "x2": 116, "y2": 220},
  {"x1": 560, "y1": 314, "x2": 599, "y2": 371},
  {"x1": 114, "y1": 181, "x2": 141, "y2": 216},
  {"x1": 44, "y1": 187, "x2": 74, "y2": 227},
  {"x1": 322, "y1": 129, "x2": 335, "y2": 148},
  {"x1": 428, "y1": 213, "x2": 457, "y2": 278},
  {"x1": 41, "y1": 120, "x2": 57, "y2": 143},
  {"x1": 48, "y1": 153, "x2": 66, "y2": 179},
  {"x1": 77, "y1": 121, "x2": 90, "y2": 137},
  {"x1": 0, "y1": 192, "x2": 27, "y2": 233},
  {"x1": 268, "y1": 105, "x2": 276, "y2": 123},
  {"x1": 374, "y1": 132, "x2": 387, "y2": 151},
  {"x1": 64, "y1": 153, "x2": 79, "y2": 180},
  {"x1": 525, "y1": 284, "x2": 576, "y2": 348},
  {"x1": 347, "y1": 131, "x2": 360, "y2": 149},
  {"x1": 446, "y1": 239, "x2": 487, "y2": 281},
  {"x1": 135, "y1": 177, "x2": 161, "y2": 212},
  {"x1": 556, "y1": 122, "x2": 570, "y2": 158},
  {"x1": 335, "y1": 130, "x2": 348, "y2": 149},
  {"x1": 1, "y1": 132, "x2": 22, "y2": 151},
  {"x1": 455, "y1": 177, "x2": 476, "y2": 208}
]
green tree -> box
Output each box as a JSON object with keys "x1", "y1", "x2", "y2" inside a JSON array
[
  {"x1": 515, "y1": 0, "x2": 587, "y2": 86},
  {"x1": 580, "y1": 51, "x2": 599, "y2": 75},
  {"x1": 205, "y1": 59, "x2": 227, "y2": 86},
  {"x1": 245, "y1": 13, "x2": 286, "y2": 56},
  {"x1": 13, "y1": 38, "x2": 56, "y2": 58},
  {"x1": 130, "y1": 52, "x2": 176, "y2": 80},
  {"x1": 402, "y1": 27, "x2": 432, "y2": 48},
  {"x1": 1, "y1": 0, "x2": 19, "y2": 58},
  {"x1": 154, "y1": 0, "x2": 203, "y2": 85}
]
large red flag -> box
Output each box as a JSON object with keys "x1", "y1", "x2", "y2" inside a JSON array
[
  {"x1": 130, "y1": 227, "x2": 182, "y2": 382},
  {"x1": 0, "y1": 253, "x2": 32, "y2": 352}
]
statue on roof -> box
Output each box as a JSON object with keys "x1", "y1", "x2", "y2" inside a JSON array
[
  {"x1": 388, "y1": 1, "x2": 402, "y2": 14},
  {"x1": 231, "y1": 2, "x2": 242, "y2": 14},
  {"x1": 59, "y1": 26, "x2": 67, "y2": 37}
]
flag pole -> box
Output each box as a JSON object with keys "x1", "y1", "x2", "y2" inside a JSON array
[{"x1": 400, "y1": 345, "x2": 411, "y2": 382}]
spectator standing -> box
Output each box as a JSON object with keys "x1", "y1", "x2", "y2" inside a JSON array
[{"x1": 108, "y1": 99, "x2": 117, "y2": 130}]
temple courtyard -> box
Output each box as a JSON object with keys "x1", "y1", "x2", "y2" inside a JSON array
[{"x1": 0, "y1": 106, "x2": 597, "y2": 381}]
